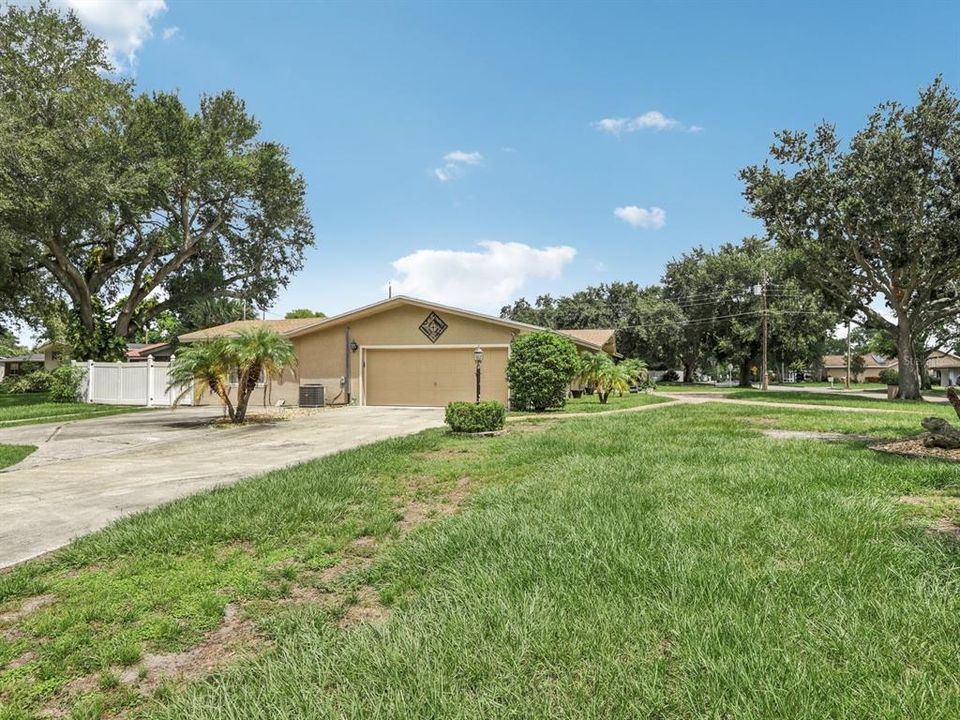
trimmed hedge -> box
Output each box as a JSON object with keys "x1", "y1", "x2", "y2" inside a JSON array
[
  {"x1": 445, "y1": 400, "x2": 506, "y2": 433},
  {"x1": 879, "y1": 368, "x2": 899, "y2": 386},
  {"x1": 49, "y1": 364, "x2": 84, "y2": 402},
  {"x1": 506, "y1": 331, "x2": 579, "y2": 411}
]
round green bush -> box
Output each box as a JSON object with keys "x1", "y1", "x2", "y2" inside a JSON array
[
  {"x1": 879, "y1": 368, "x2": 899, "y2": 386},
  {"x1": 506, "y1": 331, "x2": 580, "y2": 411},
  {"x1": 49, "y1": 364, "x2": 84, "y2": 402},
  {"x1": 445, "y1": 400, "x2": 506, "y2": 433},
  {"x1": 9, "y1": 369, "x2": 52, "y2": 394}
]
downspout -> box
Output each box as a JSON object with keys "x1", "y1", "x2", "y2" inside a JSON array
[{"x1": 345, "y1": 326, "x2": 352, "y2": 405}]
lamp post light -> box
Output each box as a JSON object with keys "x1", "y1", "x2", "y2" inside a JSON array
[{"x1": 473, "y1": 347, "x2": 484, "y2": 403}]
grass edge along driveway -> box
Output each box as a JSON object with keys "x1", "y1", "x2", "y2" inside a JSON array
[
  {"x1": 0, "y1": 393, "x2": 146, "y2": 430},
  {"x1": 1, "y1": 401, "x2": 959, "y2": 719}
]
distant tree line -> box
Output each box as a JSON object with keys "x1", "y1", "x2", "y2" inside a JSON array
[
  {"x1": 504, "y1": 78, "x2": 960, "y2": 398},
  {"x1": 502, "y1": 237, "x2": 838, "y2": 386}
]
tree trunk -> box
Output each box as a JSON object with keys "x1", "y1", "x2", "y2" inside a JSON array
[
  {"x1": 948, "y1": 386, "x2": 960, "y2": 421},
  {"x1": 921, "y1": 417, "x2": 960, "y2": 450},
  {"x1": 683, "y1": 361, "x2": 694, "y2": 383},
  {"x1": 895, "y1": 320, "x2": 922, "y2": 400},
  {"x1": 738, "y1": 358, "x2": 752, "y2": 388}
]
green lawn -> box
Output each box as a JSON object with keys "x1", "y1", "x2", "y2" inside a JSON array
[
  {"x1": 723, "y1": 389, "x2": 958, "y2": 418},
  {"x1": 1, "y1": 400, "x2": 959, "y2": 718},
  {"x1": 0, "y1": 444, "x2": 34, "y2": 470},
  {"x1": 511, "y1": 391, "x2": 669, "y2": 415},
  {"x1": 654, "y1": 382, "x2": 731, "y2": 392},
  {"x1": 0, "y1": 393, "x2": 144, "y2": 428}
]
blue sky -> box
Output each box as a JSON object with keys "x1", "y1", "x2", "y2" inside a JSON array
[{"x1": 54, "y1": 0, "x2": 960, "y2": 320}]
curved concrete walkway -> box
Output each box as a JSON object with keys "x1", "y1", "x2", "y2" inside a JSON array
[{"x1": 0, "y1": 406, "x2": 444, "y2": 568}]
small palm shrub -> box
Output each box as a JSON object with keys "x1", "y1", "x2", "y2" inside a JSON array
[
  {"x1": 506, "y1": 332, "x2": 580, "y2": 411},
  {"x1": 445, "y1": 401, "x2": 506, "y2": 433},
  {"x1": 169, "y1": 328, "x2": 297, "y2": 423}
]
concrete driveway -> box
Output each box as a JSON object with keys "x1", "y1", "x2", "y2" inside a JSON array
[{"x1": 0, "y1": 405, "x2": 444, "y2": 568}]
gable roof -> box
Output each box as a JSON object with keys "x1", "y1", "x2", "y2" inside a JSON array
[
  {"x1": 928, "y1": 350, "x2": 960, "y2": 369},
  {"x1": 178, "y1": 317, "x2": 326, "y2": 342},
  {"x1": 178, "y1": 296, "x2": 610, "y2": 353},
  {"x1": 822, "y1": 353, "x2": 897, "y2": 369},
  {"x1": 126, "y1": 342, "x2": 174, "y2": 359},
  {"x1": 558, "y1": 328, "x2": 616, "y2": 349}
]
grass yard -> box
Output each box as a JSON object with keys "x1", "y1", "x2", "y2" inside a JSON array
[
  {"x1": 0, "y1": 393, "x2": 144, "y2": 429},
  {"x1": 0, "y1": 444, "x2": 34, "y2": 470},
  {"x1": 1, "y1": 398, "x2": 959, "y2": 718},
  {"x1": 723, "y1": 389, "x2": 958, "y2": 418},
  {"x1": 511, "y1": 391, "x2": 669, "y2": 415}
]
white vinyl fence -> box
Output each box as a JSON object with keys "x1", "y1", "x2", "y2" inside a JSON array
[{"x1": 73, "y1": 357, "x2": 195, "y2": 407}]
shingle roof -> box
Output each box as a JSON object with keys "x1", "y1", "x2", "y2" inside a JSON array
[
  {"x1": 822, "y1": 353, "x2": 896, "y2": 369},
  {"x1": 126, "y1": 342, "x2": 172, "y2": 359},
  {"x1": 557, "y1": 328, "x2": 616, "y2": 348},
  {"x1": 178, "y1": 297, "x2": 615, "y2": 354},
  {"x1": 927, "y1": 351, "x2": 960, "y2": 369},
  {"x1": 178, "y1": 318, "x2": 325, "y2": 342}
]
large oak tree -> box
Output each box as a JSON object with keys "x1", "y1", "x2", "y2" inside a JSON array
[
  {"x1": 741, "y1": 78, "x2": 960, "y2": 399},
  {"x1": 0, "y1": 4, "x2": 314, "y2": 359}
]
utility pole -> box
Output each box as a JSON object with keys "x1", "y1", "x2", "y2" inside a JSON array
[
  {"x1": 845, "y1": 320, "x2": 852, "y2": 390},
  {"x1": 761, "y1": 270, "x2": 769, "y2": 391}
]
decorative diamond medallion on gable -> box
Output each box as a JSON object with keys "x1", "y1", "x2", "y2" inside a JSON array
[{"x1": 419, "y1": 312, "x2": 448, "y2": 343}]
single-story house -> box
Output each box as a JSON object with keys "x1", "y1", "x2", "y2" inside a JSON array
[
  {"x1": 927, "y1": 350, "x2": 960, "y2": 387},
  {"x1": 0, "y1": 354, "x2": 44, "y2": 380},
  {"x1": 822, "y1": 350, "x2": 960, "y2": 386},
  {"x1": 822, "y1": 353, "x2": 897, "y2": 383},
  {"x1": 179, "y1": 295, "x2": 614, "y2": 407}
]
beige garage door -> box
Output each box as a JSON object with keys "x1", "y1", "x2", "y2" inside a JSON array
[{"x1": 364, "y1": 347, "x2": 509, "y2": 407}]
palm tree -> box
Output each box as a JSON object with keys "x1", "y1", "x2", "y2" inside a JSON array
[
  {"x1": 231, "y1": 327, "x2": 297, "y2": 423},
  {"x1": 594, "y1": 362, "x2": 633, "y2": 404},
  {"x1": 620, "y1": 358, "x2": 650, "y2": 388},
  {"x1": 576, "y1": 352, "x2": 613, "y2": 393},
  {"x1": 168, "y1": 338, "x2": 237, "y2": 421}
]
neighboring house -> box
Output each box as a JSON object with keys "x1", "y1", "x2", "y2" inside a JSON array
[
  {"x1": 35, "y1": 341, "x2": 71, "y2": 371},
  {"x1": 179, "y1": 295, "x2": 613, "y2": 407},
  {"x1": 821, "y1": 353, "x2": 897, "y2": 383},
  {"x1": 927, "y1": 350, "x2": 960, "y2": 387},
  {"x1": 821, "y1": 350, "x2": 960, "y2": 385},
  {"x1": 126, "y1": 343, "x2": 175, "y2": 362},
  {"x1": 0, "y1": 354, "x2": 44, "y2": 380}
]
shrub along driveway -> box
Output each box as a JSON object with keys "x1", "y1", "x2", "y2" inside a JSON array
[{"x1": 0, "y1": 406, "x2": 444, "y2": 568}]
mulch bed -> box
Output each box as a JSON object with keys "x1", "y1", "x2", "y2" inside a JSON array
[
  {"x1": 761, "y1": 428, "x2": 960, "y2": 463},
  {"x1": 871, "y1": 438, "x2": 960, "y2": 463}
]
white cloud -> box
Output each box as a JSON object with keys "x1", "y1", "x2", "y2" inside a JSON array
[
  {"x1": 614, "y1": 206, "x2": 666, "y2": 229},
  {"x1": 161, "y1": 25, "x2": 179, "y2": 40},
  {"x1": 593, "y1": 110, "x2": 705, "y2": 135},
  {"x1": 434, "y1": 150, "x2": 484, "y2": 182},
  {"x1": 388, "y1": 241, "x2": 576, "y2": 308},
  {"x1": 49, "y1": 0, "x2": 168, "y2": 69}
]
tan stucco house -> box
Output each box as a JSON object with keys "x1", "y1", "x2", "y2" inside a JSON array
[
  {"x1": 822, "y1": 353, "x2": 897, "y2": 383},
  {"x1": 179, "y1": 296, "x2": 613, "y2": 407},
  {"x1": 822, "y1": 350, "x2": 960, "y2": 386}
]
